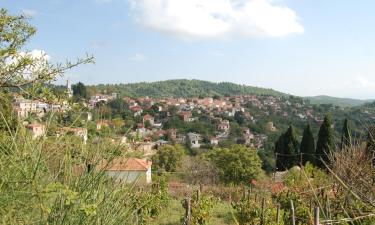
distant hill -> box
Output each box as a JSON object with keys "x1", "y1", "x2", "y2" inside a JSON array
[
  {"x1": 306, "y1": 95, "x2": 373, "y2": 107},
  {"x1": 94, "y1": 79, "x2": 287, "y2": 98},
  {"x1": 91, "y1": 79, "x2": 372, "y2": 107}
]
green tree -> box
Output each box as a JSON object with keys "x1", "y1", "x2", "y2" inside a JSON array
[
  {"x1": 366, "y1": 126, "x2": 375, "y2": 161},
  {"x1": 152, "y1": 145, "x2": 184, "y2": 172},
  {"x1": 340, "y1": 118, "x2": 351, "y2": 150},
  {"x1": 208, "y1": 145, "x2": 262, "y2": 185},
  {"x1": 112, "y1": 117, "x2": 125, "y2": 133},
  {"x1": 0, "y1": 92, "x2": 18, "y2": 131},
  {"x1": 72, "y1": 82, "x2": 88, "y2": 100},
  {"x1": 300, "y1": 124, "x2": 315, "y2": 166},
  {"x1": 275, "y1": 126, "x2": 299, "y2": 171},
  {"x1": 316, "y1": 115, "x2": 335, "y2": 169},
  {"x1": 234, "y1": 111, "x2": 245, "y2": 125}
]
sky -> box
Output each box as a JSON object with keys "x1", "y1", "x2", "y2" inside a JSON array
[{"x1": 2, "y1": 0, "x2": 375, "y2": 99}]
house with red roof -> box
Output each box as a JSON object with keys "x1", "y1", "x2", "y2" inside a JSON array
[
  {"x1": 26, "y1": 123, "x2": 46, "y2": 139},
  {"x1": 98, "y1": 158, "x2": 152, "y2": 184},
  {"x1": 143, "y1": 114, "x2": 154, "y2": 126}
]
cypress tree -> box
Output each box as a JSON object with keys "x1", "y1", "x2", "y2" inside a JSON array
[
  {"x1": 366, "y1": 126, "x2": 375, "y2": 164},
  {"x1": 340, "y1": 119, "x2": 351, "y2": 150},
  {"x1": 275, "y1": 126, "x2": 299, "y2": 171},
  {"x1": 300, "y1": 124, "x2": 315, "y2": 166},
  {"x1": 316, "y1": 115, "x2": 335, "y2": 169}
]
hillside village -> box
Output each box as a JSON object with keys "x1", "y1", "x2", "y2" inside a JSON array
[
  {"x1": 14, "y1": 81, "x2": 321, "y2": 149},
  {"x1": 12, "y1": 81, "x2": 375, "y2": 175}
]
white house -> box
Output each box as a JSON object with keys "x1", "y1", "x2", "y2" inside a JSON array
[
  {"x1": 99, "y1": 158, "x2": 152, "y2": 184},
  {"x1": 187, "y1": 132, "x2": 201, "y2": 148},
  {"x1": 13, "y1": 98, "x2": 37, "y2": 118}
]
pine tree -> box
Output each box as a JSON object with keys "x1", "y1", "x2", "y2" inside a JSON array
[
  {"x1": 275, "y1": 126, "x2": 299, "y2": 171},
  {"x1": 340, "y1": 119, "x2": 351, "y2": 150},
  {"x1": 300, "y1": 124, "x2": 315, "y2": 166},
  {"x1": 316, "y1": 115, "x2": 335, "y2": 169}
]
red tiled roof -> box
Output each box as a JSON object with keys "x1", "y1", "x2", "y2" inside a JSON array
[
  {"x1": 26, "y1": 123, "x2": 44, "y2": 128},
  {"x1": 143, "y1": 114, "x2": 153, "y2": 120},
  {"x1": 99, "y1": 158, "x2": 152, "y2": 171},
  {"x1": 130, "y1": 106, "x2": 142, "y2": 112}
]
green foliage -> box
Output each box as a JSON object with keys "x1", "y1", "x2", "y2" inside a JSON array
[
  {"x1": 89, "y1": 79, "x2": 286, "y2": 98},
  {"x1": 307, "y1": 95, "x2": 370, "y2": 107},
  {"x1": 0, "y1": 92, "x2": 17, "y2": 131},
  {"x1": 72, "y1": 82, "x2": 88, "y2": 100},
  {"x1": 107, "y1": 98, "x2": 129, "y2": 117},
  {"x1": 366, "y1": 126, "x2": 375, "y2": 157},
  {"x1": 275, "y1": 126, "x2": 299, "y2": 171},
  {"x1": 234, "y1": 111, "x2": 245, "y2": 125},
  {"x1": 0, "y1": 130, "x2": 120, "y2": 223},
  {"x1": 134, "y1": 176, "x2": 171, "y2": 224},
  {"x1": 182, "y1": 191, "x2": 216, "y2": 225},
  {"x1": 276, "y1": 191, "x2": 312, "y2": 225},
  {"x1": 232, "y1": 197, "x2": 281, "y2": 225},
  {"x1": 300, "y1": 124, "x2": 316, "y2": 166},
  {"x1": 208, "y1": 145, "x2": 262, "y2": 185},
  {"x1": 152, "y1": 144, "x2": 185, "y2": 172},
  {"x1": 316, "y1": 115, "x2": 335, "y2": 168},
  {"x1": 340, "y1": 118, "x2": 351, "y2": 150}
]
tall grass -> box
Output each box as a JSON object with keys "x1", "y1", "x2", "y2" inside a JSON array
[{"x1": 0, "y1": 108, "x2": 157, "y2": 224}]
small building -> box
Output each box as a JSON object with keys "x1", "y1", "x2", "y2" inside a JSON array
[
  {"x1": 99, "y1": 158, "x2": 152, "y2": 184},
  {"x1": 267, "y1": 122, "x2": 277, "y2": 132},
  {"x1": 130, "y1": 106, "x2": 143, "y2": 117},
  {"x1": 13, "y1": 98, "x2": 37, "y2": 118},
  {"x1": 61, "y1": 127, "x2": 88, "y2": 144},
  {"x1": 96, "y1": 120, "x2": 112, "y2": 130},
  {"x1": 210, "y1": 137, "x2": 219, "y2": 146},
  {"x1": 143, "y1": 114, "x2": 154, "y2": 126},
  {"x1": 26, "y1": 123, "x2": 46, "y2": 138},
  {"x1": 187, "y1": 132, "x2": 201, "y2": 148},
  {"x1": 168, "y1": 129, "x2": 178, "y2": 141},
  {"x1": 243, "y1": 129, "x2": 254, "y2": 145},
  {"x1": 217, "y1": 120, "x2": 230, "y2": 132},
  {"x1": 179, "y1": 111, "x2": 192, "y2": 122}
]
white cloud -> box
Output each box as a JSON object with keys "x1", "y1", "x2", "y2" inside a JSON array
[
  {"x1": 128, "y1": 0, "x2": 304, "y2": 39},
  {"x1": 21, "y1": 9, "x2": 38, "y2": 17},
  {"x1": 25, "y1": 49, "x2": 51, "y2": 61},
  {"x1": 5, "y1": 49, "x2": 51, "y2": 80},
  {"x1": 128, "y1": 53, "x2": 146, "y2": 62}
]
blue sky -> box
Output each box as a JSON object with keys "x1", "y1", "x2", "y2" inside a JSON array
[{"x1": 3, "y1": 0, "x2": 375, "y2": 99}]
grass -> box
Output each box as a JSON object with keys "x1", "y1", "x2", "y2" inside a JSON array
[{"x1": 152, "y1": 198, "x2": 236, "y2": 225}]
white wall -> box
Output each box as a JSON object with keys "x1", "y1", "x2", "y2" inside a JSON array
[{"x1": 106, "y1": 170, "x2": 152, "y2": 184}]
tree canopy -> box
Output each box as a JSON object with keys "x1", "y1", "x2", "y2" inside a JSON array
[
  {"x1": 316, "y1": 115, "x2": 335, "y2": 169},
  {"x1": 274, "y1": 126, "x2": 299, "y2": 171},
  {"x1": 300, "y1": 124, "x2": 315, "y2": 166},
  {"x1": 340, "y1": 118, "x2": 351, "y2": 150},
  {"x1": 208, "y1": 144, "x2": 262, "y2": 185},
  {"x1": 152, "y1": 144, "x2": 185, "y2": 172}
]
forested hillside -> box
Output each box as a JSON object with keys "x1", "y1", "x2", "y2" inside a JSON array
[
  {"x1": 90, "y1": 79, "x2": 286, "y2": 98},
  {"x1": 307, "y1": 95, "x2": 372, "y2": 107}
]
